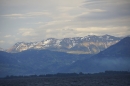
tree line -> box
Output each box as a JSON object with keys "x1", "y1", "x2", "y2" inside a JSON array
[{"x1": 4, "y1": 71, "x2": 130, "y2": 79}]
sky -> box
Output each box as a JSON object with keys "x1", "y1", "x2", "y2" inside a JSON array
[{"x1": 0, "y1": 0, "x2": 130, "y2": 49}]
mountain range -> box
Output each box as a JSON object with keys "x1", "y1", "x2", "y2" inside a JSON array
[
  {"x1": 6, "y1": 35, "x2": 121, "y2": 54},
  {"x1": 60, "y1": 37, "x2": 130, "y2": 73},
  {"x1": 0, "y1": 36, "x2": 130, "y2": 77}
]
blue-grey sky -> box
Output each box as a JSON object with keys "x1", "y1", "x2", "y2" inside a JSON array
[{"x1": 0, "y1": 0, "x2": 130, "y2": 49}]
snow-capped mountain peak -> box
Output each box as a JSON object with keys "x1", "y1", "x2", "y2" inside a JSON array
[{"x1": 7, "y1": 35, "x2": 122, "y2": 54}]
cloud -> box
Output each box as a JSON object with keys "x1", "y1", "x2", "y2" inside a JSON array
[
  {"x1": 74, "y1": 27, "x2": 130, "y2": 37},
  {"x1": 34, "y1": 22, "x2": 46, "y2": 25},
  {"x1": 19, "y1": 28, "x2": 38, "y2": 36},
  {"x1": 0, "y1": 0, "x2": 130, "y2": 49},
  {"x1": 0, "y1": 40, "x2": 4, "y2": 44},
  {"x1": 4, "y1": 35, "x2": 12, "y2": 38},
  {"x1": 38, "y1": 26, "x2": 130, "y2": 38},
  {"x1": 82, "y1": 0, "x2": 130, "y2": 19},
  {"x1": 2, "y1": 11, "x2": 50, "y2": 18}
]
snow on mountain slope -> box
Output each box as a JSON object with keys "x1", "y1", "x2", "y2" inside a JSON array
[
  {"x1": 0, "y1": 48, "x2": 4, "y2": 51},
  {"x1": 7, "y1": 35, "x2": 122, "y2": 54}
]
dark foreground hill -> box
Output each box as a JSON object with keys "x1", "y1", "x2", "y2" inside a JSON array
[
  {"x1": 60, "y1": 37, "x2": 130, "y2": 73},
  {"x1": 0, "y1": 49, "x2": 92, "y2": 77},
  {"x1": 94, "y1": 37, "x2": 130, "y2": 58}
]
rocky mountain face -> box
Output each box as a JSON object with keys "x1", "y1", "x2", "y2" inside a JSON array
[
  {"x1": 61, "y1": 37, "x2": 130, "y2": 73},
  {"x1": 93, "y1": 37, "x2": 130, "y2": 58},
  {"x1": 7, "y1": 35, "x2": 121, "y2": 54}
]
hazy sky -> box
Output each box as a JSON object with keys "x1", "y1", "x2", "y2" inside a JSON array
[{"x1": 0, "y1": 0, "x2": 130, "y2": 49}]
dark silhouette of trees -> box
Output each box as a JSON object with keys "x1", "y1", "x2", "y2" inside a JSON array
[{"x1": 4, "y1": 71, "x2": 130, "y2": 79}]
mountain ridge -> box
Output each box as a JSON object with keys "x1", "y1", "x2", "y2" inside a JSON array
[
  {"x1": 93, "y1": 37, "x2": 130, "y2": 58},
  {"x1": 61, "y1": 37, "x2": 130, "y2": 73},
  {"x1": 7, "y1": 35, "x2": 122, "y2": 54}
]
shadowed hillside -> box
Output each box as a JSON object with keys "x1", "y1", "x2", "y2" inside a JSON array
[
  {"x1": 60, "y1": 37, "x2": 130, "y2": 73},
  {"x1": 0, "y1": 49, "x2": 92, "y2": 77}
]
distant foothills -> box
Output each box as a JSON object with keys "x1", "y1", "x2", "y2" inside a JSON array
[
  {"x1": 4, "y1": 34, "x2": 123, "y2": 54},
  {"x1": 0, "y1": 35, "x2": 130, "y2": 77}
]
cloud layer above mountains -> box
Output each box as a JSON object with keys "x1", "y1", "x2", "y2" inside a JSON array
[{"x1": 0, "y1": 0, "x2": 130, "y2": 49}]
